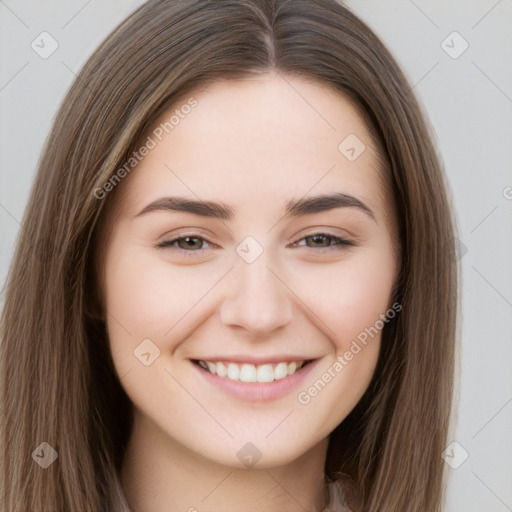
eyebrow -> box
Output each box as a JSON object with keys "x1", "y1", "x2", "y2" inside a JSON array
[{"x1": 136, "y1": 192, "x2": 375, "y2": 221}]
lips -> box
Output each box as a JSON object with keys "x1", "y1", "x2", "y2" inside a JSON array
[
  {"x1": 191, "y1": 356, "x2": 319, "y2": 402},
  {"x1": 194, "y1": 359, "x2": 311, "y2": 383}
]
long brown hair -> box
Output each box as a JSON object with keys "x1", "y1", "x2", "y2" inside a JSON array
[{"x1": 0, "y1": 1, "x2": 459, "y2": 510}]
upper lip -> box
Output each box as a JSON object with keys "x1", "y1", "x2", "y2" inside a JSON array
[{"x1": 191, "y1": 355, "x2": 316, "y2": 365}]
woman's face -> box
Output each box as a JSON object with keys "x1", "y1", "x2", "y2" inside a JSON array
[{"x1": 99, "y1": 73, "x2": 399, "y2": 469}]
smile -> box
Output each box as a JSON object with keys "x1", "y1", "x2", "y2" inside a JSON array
[
  {"x1": 191, "y1": 356, "x2": 319, "y2": 402},
  {"x1": 195, "y1": 359, "x2": 312, "y2": 383}
]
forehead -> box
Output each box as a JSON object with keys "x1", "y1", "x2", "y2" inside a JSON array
[{"x1": 111, "y1": 73, "x2": 390, "y2": 224}]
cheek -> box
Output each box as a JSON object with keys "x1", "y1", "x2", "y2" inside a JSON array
[
  {"x1": 103, "y1": 241, "x2": 217, "y2": 363},
  {"x1": 290, "y1": 245, "x2": 397, "y2": 349},
  {"x1": 291, "y1": 247, "x2": 396, "y2": 421}
]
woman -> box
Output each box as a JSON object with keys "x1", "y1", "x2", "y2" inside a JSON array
[{"x1": 0, "y1": 1, "x2": 459, "y2": 511}]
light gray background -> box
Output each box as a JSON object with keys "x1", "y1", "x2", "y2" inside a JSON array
[{"x1": 1, "y1": 1, "x2": 511, "y2": 510}]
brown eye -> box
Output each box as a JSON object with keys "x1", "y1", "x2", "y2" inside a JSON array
[
  {"x1": 306, "y1": 234, "x2": 332, "y2": 248},
  {"x1": 295, "y1": 233, "x2": 354, "y2": 250},
  {"x1": 157, "y1": 235, "x2": 211, "y2": 252},
  {"x1": 176, "y1": 236, "x2": 204, "y2": 250}
]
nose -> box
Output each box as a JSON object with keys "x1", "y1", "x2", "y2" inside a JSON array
[{"x1": 219, "y1": 252, "x2": 293, "y2": 337}]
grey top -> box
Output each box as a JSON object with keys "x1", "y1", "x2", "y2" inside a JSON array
[{"x1": 323, "y1": 479, "x2": 352, "y2": 512}]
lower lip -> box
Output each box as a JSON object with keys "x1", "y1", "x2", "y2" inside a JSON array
[{"x1": 192, "y1": 360, "x2": 319, "y2": 402}]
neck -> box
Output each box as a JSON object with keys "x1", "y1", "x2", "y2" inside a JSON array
[{"x1": 121, "y1": 411, "x2": 329, "y2": 512}]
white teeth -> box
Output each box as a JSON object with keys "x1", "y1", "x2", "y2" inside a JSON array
[
  {"x1": 287, "y1": 361, "x2": 297, "y2": 374},
  {"x1": 274, "y1": 362, "x2": 288, "y2": 380},
  {"x1": 227, "y1": 363, "x2": 240, "y2": 380},
  {"x1": 257, "y1": 364, "x2": 274, "y2": 383},
  {"x1": 197, "y1": 359, "x2": 307, "y2": 382},
  {"x1": 216, "y1": 362, "x2": 227, "y2": 377},
  {"x1": 239, "y1": 364, "x2": 257, "y2": 382}
]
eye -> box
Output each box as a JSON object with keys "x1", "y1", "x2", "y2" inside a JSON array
[
  {"x1": 292, "y1": 233, "x2": 354, "y2": 251},
  {"x1": 157, "y1": 235, "x2": 212, "y2": 254},
  {"x1": 156, "y1": 232, "x2": 354, "y2": 257}
]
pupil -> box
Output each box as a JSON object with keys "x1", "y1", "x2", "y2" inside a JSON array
[
  {"x1": 310, "y1": 235, "x2": 328, "y2": 247},
  {"x1": 182, "y1": 237, "x2": 201, "y2": 250}
]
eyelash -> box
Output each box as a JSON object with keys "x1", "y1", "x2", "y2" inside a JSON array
[{"x1": 156, "y1": 233, "x2": 354, "y2": 256}]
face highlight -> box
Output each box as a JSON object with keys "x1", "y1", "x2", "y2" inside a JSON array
[{"x1": 99, "y1": 72, "x2": 399, "y2": 470}]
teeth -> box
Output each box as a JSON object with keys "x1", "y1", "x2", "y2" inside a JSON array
[
  {"x1": 257, "y1": 364, "x2": 274, "y2": 383},
  {"x1": 227, "y1": 363, "x2": 240, "y2": 380},
  {"x1": 240, "y1": 364, "x2": 257, "y2": 383},
  {"x1": 274, "y1": 362, "x2": 288, "y2": 380},
  {"x1": 197, "y1": 359, "x2": 306, "y2": 382},
  {"x1": 216, "y1": 362, "x2": 227, "y2": 377}
]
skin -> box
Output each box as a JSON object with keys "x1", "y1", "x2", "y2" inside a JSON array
[{"x1": 98, "y1": 72, "x2": 399, "y2": 512}]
